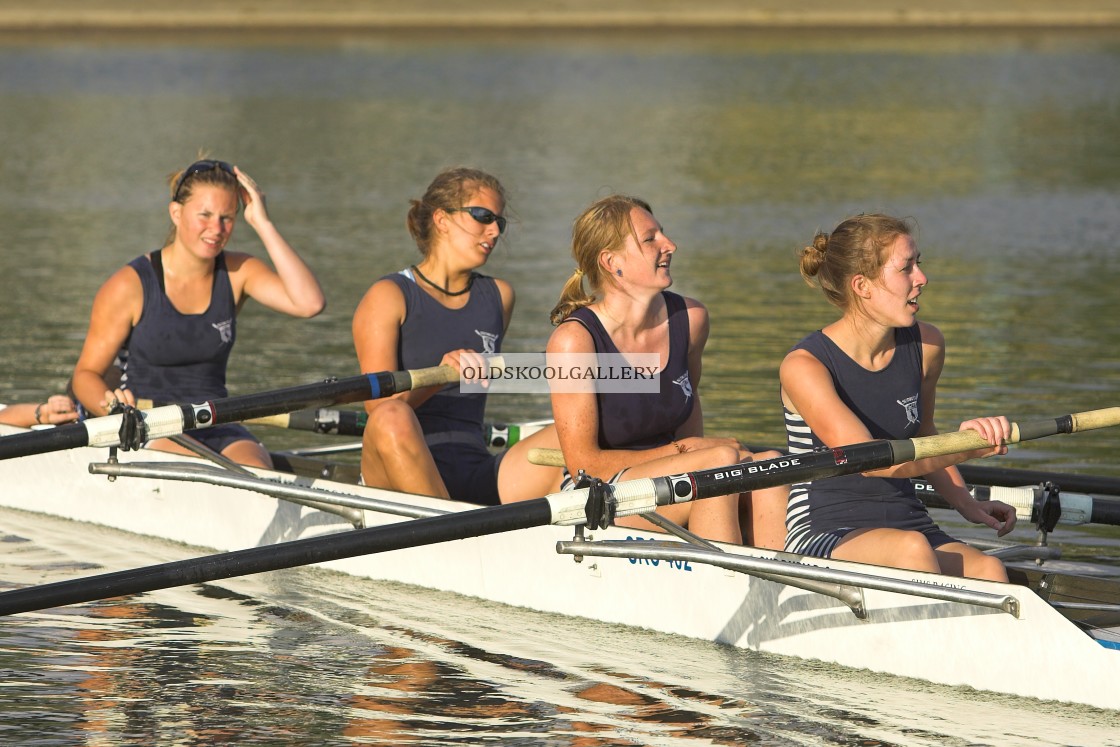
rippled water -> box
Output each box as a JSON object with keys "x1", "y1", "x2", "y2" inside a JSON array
[
  {"x1": 1, "y1": 25, "x2": 1120, "y2": 744},
  {"x1": 2, "y1": 508, "x2": 1118, "y2": 746}
]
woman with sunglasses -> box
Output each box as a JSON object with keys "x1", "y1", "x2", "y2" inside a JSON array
[
  {"x1": 779, "y1": 213, "x2": 1014, "y2": 580},
  {"x1": 352, "y1": 167, "x2": 562, "y2": 504},
  {"x1": 71, "y1": 157, "x2": 325, "y2": 467},
  {"x1": 546, "y1": 195, "x2": 788, "y2": 547}
]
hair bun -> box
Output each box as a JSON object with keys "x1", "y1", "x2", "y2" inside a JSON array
[{"x1": 810, "y1": 231, "x2": 829, "y2": 255}]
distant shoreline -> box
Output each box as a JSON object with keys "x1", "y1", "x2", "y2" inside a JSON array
[{"x1": 2, "y1": 2, "x2": 1120, "y2": 32}]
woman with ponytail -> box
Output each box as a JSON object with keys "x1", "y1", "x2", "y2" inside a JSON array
[
  {"x1": 546, "y1": 195, "x2": 788, "y2": 547},
  {"x1": 780, "y1": 213, "x2": 1015, "y2": 580}
]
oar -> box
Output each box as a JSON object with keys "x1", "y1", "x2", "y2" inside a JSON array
[
  {"x1": 458, "y1": 410, "x2": 1120, "y2": 499},
  {"x1": 0, "y1": 364, "x2": 465, "y2": 462},
  {"x1": 956, "y1": 463, "x2": 1120, "y2": 498},
  {"x1": 528, "y1": 447, "x2": 1120, "y2": 528},
  {"x1": 0, "y1": 405, "x2": 1117, "y2": 616},
  {"x1": 199, "y1": 404, "x2": 1120, "y2": 507},
  {"x1": 244, "y1": 408, "x2": 549, "y2": 448},
  {"x1": 246, "y1": 408, "x2": 369, "y2": 436},
  {"x1": 910, "y1": 480, "x2": 1120, "y2": 528}
]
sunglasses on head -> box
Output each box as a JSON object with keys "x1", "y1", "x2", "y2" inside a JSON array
[
  {"x1": 447, "y1": 206, "x2": 507, "y2": 234},
  {"x1": 172, "y1": 159, "x2": 235, "y2": 202}
]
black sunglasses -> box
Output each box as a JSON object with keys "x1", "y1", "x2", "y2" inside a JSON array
[
  {"x1": 447, "y1": 206, "x2": 507, "y2": 234},
  {"x1": 172, "y1": 159, "x2": 235, "y2": 202}
]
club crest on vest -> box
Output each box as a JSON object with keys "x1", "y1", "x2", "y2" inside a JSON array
[
  {"x1": 673, "y1": 372, "x2": 693, "y2": 400},
  {"x1": 475, "y1": 330, "x2": 499, "y2": 355},
  {"x1": 898, "y1": 393, "x2": 920, "y2": 426},
  {"x1": 212, "y1": 319, "x2": 233, "y2": 344}
]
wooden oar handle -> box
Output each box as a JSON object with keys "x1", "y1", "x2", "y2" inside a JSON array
[
  {"x1": 910, "y1": 430, "x2": 993, "y2": 461},
  {"x1": 528, "y1": 447, "x2": 566, "y2": 467},
  {"x1": 1071, "y1": 407, "x2": 1120, "y2": 432},
  {"x1": 245, "y1": 414, "x2": 292, "y2": 428},
  {"x1": 911, "y1": 406, "x2": 1120, "y2": 462},
  {"x1": 408, "y1": 365, "x2": 461, "y2": 389},
  {"x1": 407, "y1": 356, "x2": 515, "y2": 390}
]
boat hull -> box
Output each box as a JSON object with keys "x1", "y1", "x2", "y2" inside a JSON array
[{"x1": 0, "y1": 428, "x2": 1116, "y2": 710}]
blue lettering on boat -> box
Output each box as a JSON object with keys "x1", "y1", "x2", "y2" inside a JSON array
[{"x1": 624, "y1": 536, "x2": 692, "y2": 571}]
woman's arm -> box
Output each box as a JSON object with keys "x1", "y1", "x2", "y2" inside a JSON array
[
  {"x1": 230, "y1": 167, "x2": 326, "y2": 318},
  {"x1": 495, "y1": 277, "x2": 515, "y2": 332},
  {"x1": 352, "y1": 278, "x2": 438, "y2": 414},
  {"x1": 916, "y1": 323, "x2": 1016, "y2": 533},
  {"x1": 72, "y1": 267, "x2": 143, "y2": 417},
  {"x1": 0, "y1": 396, "x2": 77, "y2": 428}
]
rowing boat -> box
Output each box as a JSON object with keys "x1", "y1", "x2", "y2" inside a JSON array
[{"x1": 0, "y1": 420, "x2": 1117, "y2": 711}]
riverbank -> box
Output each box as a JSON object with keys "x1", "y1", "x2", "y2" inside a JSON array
[{"x1": 2, "y1": 0, "x2": 1120, "y2": 31}]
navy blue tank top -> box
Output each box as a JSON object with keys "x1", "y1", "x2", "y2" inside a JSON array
[
  {"x1": 121, "y1": 250, "x2": 236, "y2": 402},
  {"x1": 563, "y1": 292, "x2": 694, "y2": 450},
  {"x1": 783, "y1": 325, "x2": 925, "y2": 548},
  {"x1": 385, "y1": 270, "x2": 504, "y2": 435}
]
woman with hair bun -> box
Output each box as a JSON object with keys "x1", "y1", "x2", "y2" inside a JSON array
[
  {"x1": 780, "y1": 213, "x2": 1015, "y2": 580},
  {"x1": 352, "y1": 167, "x2": 562, "y2": 504},
  {"x1": 546, "y1": 194, "x2": 788, "y2": 547}
]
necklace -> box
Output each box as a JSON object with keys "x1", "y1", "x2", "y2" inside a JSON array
[{"x1": 411, "y1": 265, "x2": 474, "y2": 296}]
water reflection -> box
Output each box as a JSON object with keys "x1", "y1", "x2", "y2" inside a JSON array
[{"x1": 3, "y1": 507, "x2": 1120, "y2": 746}]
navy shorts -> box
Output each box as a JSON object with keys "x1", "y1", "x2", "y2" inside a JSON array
[
  {"x1": 430, "y1": 439, "x2": 506, "y2": 506},
  {"x1": 181, "y1": 423, "x2": 262, "y2": 455},
  {"x1": 787, "y1": 523, "x2": 959, "y2": 559}
]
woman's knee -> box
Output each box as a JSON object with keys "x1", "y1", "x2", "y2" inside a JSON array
[
  {"x1": 894, "y1": 530, "x2": 938, "y2": 562},
  {"x1": 695, "y1": 444, "x2": 741, "y2": 469},
  {"x1": 966, "y1": 552, "x2": 1008, "y2": 582},
  {"x1": 837, "y1": 528, "x2": 938, "y2": 570},
  {"x1": 223, "y1": 439, "x2": 272, "y2": 469},
  {"x1": 363, "y1": 400, "x2": 422, "y2": 451}
]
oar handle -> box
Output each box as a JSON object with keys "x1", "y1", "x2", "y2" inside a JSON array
[
  {"x1": 528, "y1": 448, "x2": 566, "y2": 467},
  {"x1": 909, "y1": 407, "x2": 1120, "y2": 461},
  {"x1": 1069, "y1": 407, "x2": 1120, "y2": 433},
  {"x1": 909, "y1": 430, "x2": 994, "y2": 461},
  {"x1": 410, "y1": 365, "x2": 459, "y2": 389},
  {"x1": 245, "y1": 414, "x2": 293, "y2": 428}
]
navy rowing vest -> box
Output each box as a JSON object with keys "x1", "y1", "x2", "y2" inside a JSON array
[
  {"x1": 121, "y1": 250, "x2": 236, "y2": 402},
  {"x1": 783, "y1": 324, "x2": 924, "y2": 518},
  {"x1": 563, "y1": 291, "x2": 694, "y2": 450},
  {"x1": 384, "y1": 270, "x2": 504, "y2": 434}
]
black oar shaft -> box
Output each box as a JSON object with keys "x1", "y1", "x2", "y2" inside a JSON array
[
  {"x1": 958, "y1": 464, "x2": 1120, "y2": 498},
  {"x1": 285, "y1": 408, "x2": 368, "y2": 436},
  {"x1": 0, "y1": 498, "x2": 553, "y2": 617},
  {"x1": 685, "y1": 441, "x2": 898, "y2": 502},
  {"x1": 0, "y1": 426, "x2": 91, "y2": 460},
  {"x1": 0, "y1": 366, "x2": 459, "y2": 462},
  {"x1": 1091, "y1": 502, "x2": 1120, "y2": 525},
  {"x1": 201, "y1": 373, "x2": 385, "y2": 426}
]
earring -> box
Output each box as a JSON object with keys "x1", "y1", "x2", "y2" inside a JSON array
[{"x1": 616, "y1": 269, "x2": 623, "y2": 277}]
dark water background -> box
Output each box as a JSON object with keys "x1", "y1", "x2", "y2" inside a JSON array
[{"x1": 1, "y1": 26, "x2": 1119, "y2": 745}]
